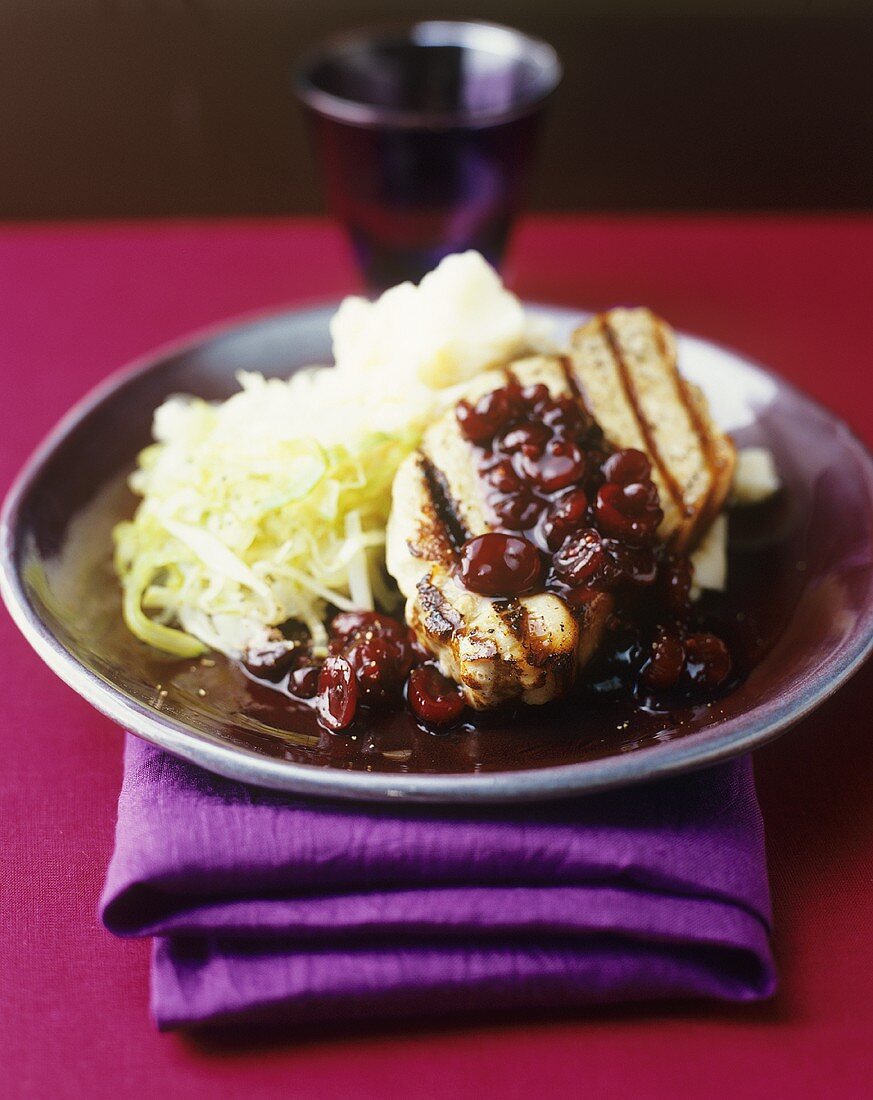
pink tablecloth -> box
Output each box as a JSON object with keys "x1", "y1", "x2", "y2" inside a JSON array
[{"x1": 2, "y1": 216, "x2": 873, "y2": 1097}]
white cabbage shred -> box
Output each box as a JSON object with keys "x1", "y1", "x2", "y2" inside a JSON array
[{"x1": 113, "y1": 251, "x2": 528, "y2": 658}]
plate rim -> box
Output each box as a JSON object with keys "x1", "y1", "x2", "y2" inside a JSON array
[{"x1": 3, "y1": 300, "x2": 873, "y2": 803}]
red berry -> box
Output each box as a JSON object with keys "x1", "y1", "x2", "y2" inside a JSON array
[
  {"x1": 621, "y1": 481, "x2": 660, "y2": 515},
  {"x1": 517, "y1": 438, "x2": 586, "y2": 493},
  {"x1": 316, "y1": 656, "x2": 358, "y2": 731},
  {"x1": 563, "y1": 586, "x2": 603, "y2": 610},
  {"x1": 551, "y1": 528, "x2": 604, "y2": 586},
  {"x1": 540, "y1": 395, "x2": 586, "y2": 437},
  {"x1": 602, "y1": 540, "x2": 658, "y2": 587},
  {"x1": 643, "y1": 628, "x2": 686, "y2": 689},
  {"x1": 407, "y1": 665, "x2": 466, "y2": 726},
  {"x1": 330, "y1": 611, "x2": 407, "y2": 646},
  {"x1": 482, "y1": 457, "x2": 524, "y2": 495},
  {"x1": 490, "y1": 491, "x2": 541, "y2": 530},
  {"x1": 497, "y1": 421, "x2": 551, "y2": 455},
  {"x1": 344, "y1": 636, "x2": 403, "y2": 702},
  {"x1": 519, "y1": 383, "x2": 550, "y2": 406},
  {"x1": 242, "y1": 641, "x2": 301, "y2": 682},
  {"x1": 684, "y1": 633, "x2": 732, "y2": 688},
  {"x1": 602, "y1": 448, "x2": 652, "y2": 486},
  {"x1": 328, "y1": 611, "x2": 415, "y2": 701},
  {"x1": 660, "y1": 557, "x2": 693, "y2": 619},
  {"x1": 455, "y1": 387, "x2": 520, "y2": 444},
  {"x1": 595, "y1": 482, "x2": 663, "y2": 544},
  {"x1": 459, "y1": 533, "x2": 543, "y2": 596},
  {"x1": 288, "y1": 664, "x2": 320, "y2": 699},
  {"x1": 542, "y1": 488, "x2": 588, "y2": 550}
]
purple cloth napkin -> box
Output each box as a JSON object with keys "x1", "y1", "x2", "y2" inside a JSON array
[{"x1": 101, "y1": 734, "x2": 776, "y2": 1029}]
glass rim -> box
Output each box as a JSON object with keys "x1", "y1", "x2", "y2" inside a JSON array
[{"x1": 294, "y1": 20, "x2": 562, "y2": 131}]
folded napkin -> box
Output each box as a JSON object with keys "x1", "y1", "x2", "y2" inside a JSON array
[{"x1": 101, "y1": 734, "x2": 776, "y2": 1030}]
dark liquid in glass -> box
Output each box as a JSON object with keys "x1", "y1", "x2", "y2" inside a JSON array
[{"x1": 301, "y1": 39, "x2": 555, "y2": 289}]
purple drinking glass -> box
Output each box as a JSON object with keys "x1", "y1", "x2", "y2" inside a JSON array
[{"x1": 295, "y1": 21, "x2": 561, "y2": 290}]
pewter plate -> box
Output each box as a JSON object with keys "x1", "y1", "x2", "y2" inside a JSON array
[{"x1": 2, "y1": 304, "x2": 872, "y2": 802}]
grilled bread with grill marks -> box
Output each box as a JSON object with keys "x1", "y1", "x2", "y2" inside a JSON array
[{"x1": 569, "y1": 308, "x2": 735, "y2": 550}]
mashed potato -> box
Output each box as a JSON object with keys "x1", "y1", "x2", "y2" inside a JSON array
[{"x1": 331, "y1": 250, "x2": 528, "y2": 391}]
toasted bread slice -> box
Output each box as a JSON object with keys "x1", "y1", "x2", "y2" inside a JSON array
[
  {"x1": 569, "y1": 309, "x2": 735, "y2": 550},
  {"x1": 386, "y1": 357, "x2": 612, "y2": 709}
]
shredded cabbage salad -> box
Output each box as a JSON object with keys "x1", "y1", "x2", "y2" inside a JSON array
[{"x1": 113, "y1": 251, "x2": 532, "y2": 658}]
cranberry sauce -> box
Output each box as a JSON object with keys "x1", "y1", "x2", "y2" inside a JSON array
[
  {"x1": 454, "y1": 380, "x2": 665, "y2": 595},
  {"x1": 246, "y1": 379, "x2": 734, "y2": 735},
  {"x1": 247, "y1": 610, "x2": 465, "y2": 734},
  {"x1": 132, "y1": 484, "x2": 791, "y2": 772},
  {"x1": 459, "y1": 533, "x2": 543, "y2": 596},
  {"x1": 454, "y1": 377, "x2": 733, "y2": 705}
]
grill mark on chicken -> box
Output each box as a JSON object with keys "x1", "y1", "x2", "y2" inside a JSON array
[
  {"x1": 494, "y1": 598, "x2": 525, "y2": 664},
  {"x1": 541, "y1": 646, "x2": 574, "y2": 684},
  {"x1": 496, "y1": 599, "x2": 523, "y2": 631},
  {"x1": 419, "y1": 453, "x2": 471, "y2": 553},
  {"x1": 416, "y1": 575, "x2": 463, "y2": 639},
  {"x1": 515, "y1": 601, "x2": 565, "y2": 672},
  {"x1": 600, "y1": 317, "x2": 687, "y2": 519}
]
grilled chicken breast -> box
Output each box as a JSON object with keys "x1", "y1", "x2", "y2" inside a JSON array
[
  {"x1": 386, "y1": 309, "x2": 735, "y2": 709},
  {"x1": 387, "y1": 355, "x2": 612, "y2": 709}
]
